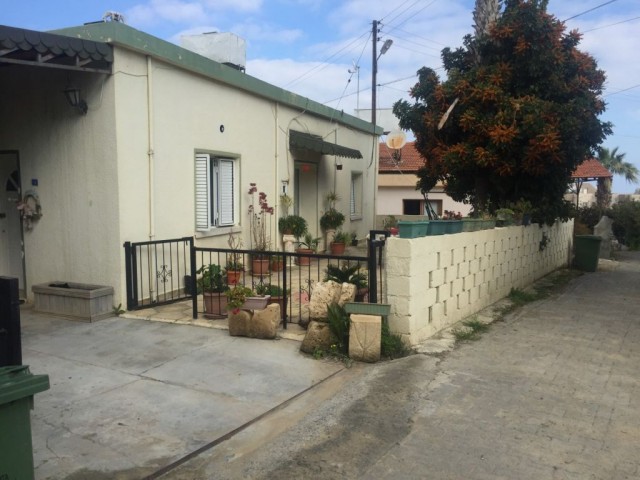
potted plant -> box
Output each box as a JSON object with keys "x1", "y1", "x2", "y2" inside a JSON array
[
  {"x1": 248, "y1": 183, "x2": 274, "y2": 275},
  {"x1": 296, "y1": 233, "x2": 320, "y2": 266},
  {"x1": 196, "y1": 264, "x2": 228, "y2": 318},
  {"x1": 226, "y1": 284, "x2": 269, "y2": 314},
  {"x1": 324, "y1": 263, "x2": 368, "y2": 301},
  {"x1": 350, "y1": 231, "x2": 358, "y2": 246},
  {"x1": 255, "y1": 282, "x2": 290, "y2": 317},
  {"x1": 270, "y1": 253, "x2": 285, "y2": 271},
  {"x1": 382, "y1": 215, "x2": 399, "y2": 236},
  {"x1": 330, "y1": 230, "x2": 349, "y2": 255},
  {"x1": 226, "y1": 232, "x2": 244, "y2": 284},
  {"x1": 278, "y1": 214, "x2": 308, "y2": 238}
]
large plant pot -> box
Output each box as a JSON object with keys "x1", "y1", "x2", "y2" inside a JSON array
[
  {"x1": 271, "y1": 257, "x2": 284, "y2": 271},
  {"x1": 251, "y1": 258, "x2": 270, "y2": 276},
  {"x1": 203, "y1": 291, "x2": 228, "y2": 318},
  {"x1": 330, "y1": 242, "x2": 346, "y2": 255},
  {"x1": 295, "y1": 248, "x2": 313, "y2": 266},
  {"x1": 226, "y1": 270, "x2": 242, "y2": 285}
]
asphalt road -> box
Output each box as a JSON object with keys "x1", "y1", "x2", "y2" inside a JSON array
[{"x1": 163, "y1": 251, "x2": 640, "y2": 480}]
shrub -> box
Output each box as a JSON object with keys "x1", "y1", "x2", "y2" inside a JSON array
[{"x1": 610, "y1": 200, "x2": 640, "y2": 249}]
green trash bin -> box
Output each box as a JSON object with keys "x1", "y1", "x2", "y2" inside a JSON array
[
  {"x1": 0, "y1": 365, "x2": 50, "y2": 480},
  {"x1": 574, "y1": 235, "x2": 602, "y2": 272}
]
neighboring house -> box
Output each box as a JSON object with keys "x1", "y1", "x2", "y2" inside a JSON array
[
  {"x1": 568, "y1": 158, "x2": 612, "y2": 207},
  {"x1": 611, "y1": 193, "x2": 640, "y2": 204},
  {"x1": 377, "y1": 141, "x2": 471, "y2": 217},
  {"x1": 0, "y1": 22, "x2": 381, "y2": 303},
  {"x1": 565, "y1": 182, "x2": 597, "y2": 207}
]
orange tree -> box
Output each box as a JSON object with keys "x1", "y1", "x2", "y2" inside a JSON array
[{"x1": 393, "y1": 0, "x2": 612, "y2": 224}]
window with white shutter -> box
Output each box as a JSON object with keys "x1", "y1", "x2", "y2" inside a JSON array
[{"x1": 195, "y1": 153, "x2": 237, "y2": 231}]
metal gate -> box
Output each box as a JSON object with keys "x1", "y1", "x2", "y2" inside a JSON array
[{"x1": 123, "y1": 231, "x2": 388, "y2": 326}]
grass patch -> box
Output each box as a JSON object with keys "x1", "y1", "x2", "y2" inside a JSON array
[
  {"x1": 381, "y1": 321, "x2": 412, "y2": 359},
  {"x1": 452, "y1": 317, "x2": 490, "y2": 342}
]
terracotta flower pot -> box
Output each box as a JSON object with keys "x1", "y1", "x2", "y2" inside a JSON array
[
  {"x1": 202, "y1": 291, "x2": 228, "y2": 318},
  {"x1": 251, "y1": 258, "x2": 270, "y2": 276},
  {"x1": 295, "y1": 248, "x2": 313, "y2": 266},
  {"x1": 330, "y1": 242, "x2": 346, "y2": 255},
  {"x1": 226, "y1": 270, "x2": 242, "y2": 285}
]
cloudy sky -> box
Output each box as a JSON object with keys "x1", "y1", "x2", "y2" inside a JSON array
[{"x1": 4, "y1": 0, "x2": 640, "y2": 192}]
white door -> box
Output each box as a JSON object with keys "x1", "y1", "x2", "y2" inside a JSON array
[{"x1": 0, "y1": 152, "x2": 25, "y2": 293}]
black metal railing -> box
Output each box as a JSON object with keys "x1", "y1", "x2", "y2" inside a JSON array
[
  {"x1": 124, "y1": 231, "x2": 388, "y2": 328},
  {"x1": 124, "y1": 237, "x2": 193, "y2": 310}
]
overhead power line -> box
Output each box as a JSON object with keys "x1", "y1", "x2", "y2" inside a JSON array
[
  {"x1": 582, "y1": 15, "x2": 640, "y2": 33},
  {"x1": 563, "y1": 0, "x2": 618, "y2": 22}
]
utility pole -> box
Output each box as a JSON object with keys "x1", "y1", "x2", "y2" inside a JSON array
[
  {"x1": 371, "y1": 20, "x2": 378, "y2": 126},
  {"x1": 371, "y1": 20, "x2": 392, "y2": 128}
]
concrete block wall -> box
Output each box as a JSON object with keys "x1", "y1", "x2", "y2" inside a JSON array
[{"x1": 385, "y1": 220, "x2": 574, "y2": 345}]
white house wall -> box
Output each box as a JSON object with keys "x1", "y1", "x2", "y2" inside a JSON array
[
  {"x1": 377, "y1": 174, "x2": 472, "y2": 216},
  {"x1": 113, "y1": 48, "x2": 378, "y2": 301},
  {"x1": 0, "y1": 65, "x2": 121, "y2": 301}
]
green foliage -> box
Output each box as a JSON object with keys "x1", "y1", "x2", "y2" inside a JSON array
[
  {"x1": 332, "y1": 230, "x2": 350, "y2": 244},
  {"x1": 452, "y1": 318, "x2": 489, "y2": 341},
  {"x1": 326, "y1": 303, "x2": 350, "y2": 354},
  {"x1": 278, "y1": 214, "x2": 308, "y2": 238},
  {"x1": 381, "y1": 321, "x2": 411, "y2": 359},
  {"x1": 324, "y1": 263, "x2": 368, "y2": 290},
  {"x1": 320, "y1": 208, "x2": 345, "y2": 231},
  {"x1": 112, "y1": 303, "x2": 125, "y2": 317},
  {"x1": 597, "y1": 146, "x2": 638, "y2": 184},
  {"x1": 574, "y1": 205, "x2": 606, "y2": 231},
  {"x1": 610, "y1": 200, "x2": 640, "y2": 249},
  {"x1": 394, "y1": 1, "x2": 611, "y2": 224},
  {"x1": 225, "y1": 285, "x2": 253, "y2": 312},
  {"x1": 196, "y1": 264, "x2": 227, "y2": 293},
  {"x1": 298, "y1": 233, "x2": 321, "y2": 252},
  {"x1": 254, "y1": 282, "x2": 288, "y2": 296}
]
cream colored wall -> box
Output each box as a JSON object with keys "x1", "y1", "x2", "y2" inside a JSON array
[
  {"x1": 384, "y1": 220, "x2": 574, "y2": 345},
  {"x1": 0, "y1": 66, "x2": 120, "y2": 300},
  {"x1": 114, "y1": 50, "x2": 378, "y2": 256}
]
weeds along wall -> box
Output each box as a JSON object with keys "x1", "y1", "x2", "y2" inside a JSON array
[{"x1": 385, "y1": 220, "x2": 574, "y2": 345}]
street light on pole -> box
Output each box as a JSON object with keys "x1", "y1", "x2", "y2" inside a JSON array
[{"x1": 371, "y1": 19, "x2": 393, "y2": 127}]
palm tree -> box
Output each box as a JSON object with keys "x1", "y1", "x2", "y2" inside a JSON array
[
  {"x1": 472, "y1": 0, "x2": 501, "y2": 64},
  {"x1": 597, "y1": 147, "x2": 639, "y2": 184}
]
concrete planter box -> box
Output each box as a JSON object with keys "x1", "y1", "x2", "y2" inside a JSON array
[{"x1": 32, "y1": 282, "x2": 114, "y2": 322}]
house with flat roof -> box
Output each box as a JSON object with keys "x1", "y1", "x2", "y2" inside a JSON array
[{"x1": 0, "y1": 21, "x2": 381, "y2": 303}]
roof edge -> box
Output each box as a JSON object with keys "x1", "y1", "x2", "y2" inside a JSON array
[{"x1": 52, "y1": 22, "x2": 383, "y2": 136}]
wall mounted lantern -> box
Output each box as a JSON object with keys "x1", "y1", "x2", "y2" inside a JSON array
[{"x1": 63, "y1": 86, "x2": 88, "y2": 115}]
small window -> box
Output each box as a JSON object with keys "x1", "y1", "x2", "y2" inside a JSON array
[
  {"x1": 350, "y1": 171, "x2": 363, "y2": 217},
  {"x1": 195, "y1": 153, "x2": 237, "y2": 231}
]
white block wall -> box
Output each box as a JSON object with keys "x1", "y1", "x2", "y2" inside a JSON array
[{"x1": 385, "y1": 220, "x2": 574, "y2": 345}]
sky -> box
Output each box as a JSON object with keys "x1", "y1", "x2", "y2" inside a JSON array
[{"x1": 3, "y1": 0, "x2": 640, "y2": 193}]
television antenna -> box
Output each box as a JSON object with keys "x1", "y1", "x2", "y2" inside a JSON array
[{"x1": 348, "y1": 61, "x2": 360, "y2": 111}]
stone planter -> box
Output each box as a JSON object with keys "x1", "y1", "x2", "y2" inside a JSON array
[{"x1": 32, "y1": 282, "x2": 114, "y2": 322}]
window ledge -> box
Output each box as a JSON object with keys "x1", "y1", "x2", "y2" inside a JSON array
[
  {"x1": 195, "y1": 225, "x2": 242, "y2": 239},
  {"x1": 350, "y1": 215, "x2": 363, "y2": 221}
]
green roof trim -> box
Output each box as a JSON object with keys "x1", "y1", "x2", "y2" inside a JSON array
[
  {"x1": 52, "y1": 22, "x2": 383, "y2": 136},
  {"x1": 290, "y1": 130, "x2": 362, "y2": 159}
]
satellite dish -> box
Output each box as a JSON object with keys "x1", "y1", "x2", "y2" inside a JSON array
[{"x1": 386, "y1": 130, "x2": 406, "y2": 150}]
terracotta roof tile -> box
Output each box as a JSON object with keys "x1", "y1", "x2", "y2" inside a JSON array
[
  {"x1": 379, "y1": 141, "x2": 424, "y2": 172},
  {"x1": 572, "y1": 158, "x2": 612, "y2": 179}
]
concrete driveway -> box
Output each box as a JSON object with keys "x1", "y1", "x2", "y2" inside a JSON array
[{"x1": 21, "y1": 310, "x2": 343, "y2": 479}]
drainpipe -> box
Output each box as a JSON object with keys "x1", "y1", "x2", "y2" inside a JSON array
[
  {"x1": 146, "y1": 56, "x2": 156, "y2": 301},
  {"x1": 146, "y1": 56, "x2": 155, "y2": 241}
]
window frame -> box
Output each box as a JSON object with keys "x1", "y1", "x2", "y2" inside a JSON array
[
  {"x1": 350, "y1": 170, "x2": 363, "y2": 219},
  {"x1": 195, "y1": 152, "x2": 239, "y2": 232}
]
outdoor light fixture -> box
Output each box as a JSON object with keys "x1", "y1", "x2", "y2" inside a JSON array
[
  {"x1": 336, "y1": 159, "x2": 343, "y2": 170},
  {"x1": 63, "y1": 85, "x2": 88, "y2": 115}
]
